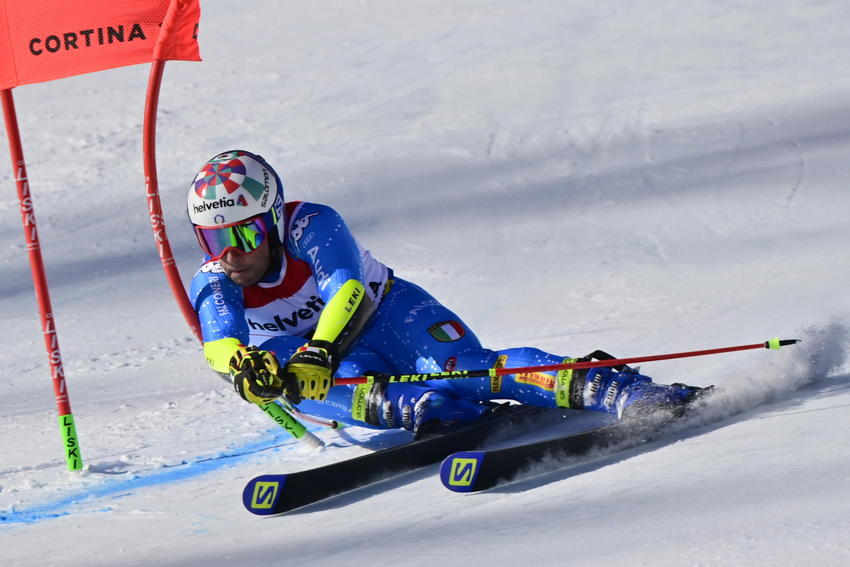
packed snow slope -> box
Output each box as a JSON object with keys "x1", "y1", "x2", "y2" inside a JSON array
[{"x1": 2, "y1": 1, "x2": 850, "y2": 565}]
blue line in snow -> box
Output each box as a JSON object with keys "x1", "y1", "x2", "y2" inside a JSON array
[{"x1": 0, "y1": 426, "x2": 311, "y2": 526}]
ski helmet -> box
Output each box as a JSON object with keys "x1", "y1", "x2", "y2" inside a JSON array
[{"x1": 188, "y1": 150, "x2": 286, "y2": 257}]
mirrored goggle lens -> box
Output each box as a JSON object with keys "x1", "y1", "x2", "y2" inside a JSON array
[{"x1": 196, "y1": 218, "x2": 267, "y2": 258}]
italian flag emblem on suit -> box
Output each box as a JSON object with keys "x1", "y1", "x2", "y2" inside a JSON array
[{"x1": 428, "y1": 320, "x2": 466, "y2": 342}]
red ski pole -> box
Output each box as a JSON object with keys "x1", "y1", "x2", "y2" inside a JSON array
[{"x1": 334, "y1": 338, "x2": 800, "y2": 386}]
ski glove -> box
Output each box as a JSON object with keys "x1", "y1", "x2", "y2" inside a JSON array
[
  {"x1": 230, "y1": 348, "x2": 298, "y2": 405},
  {"x1": 284, "y1": 341, "x2": 335, "y2": 402}
]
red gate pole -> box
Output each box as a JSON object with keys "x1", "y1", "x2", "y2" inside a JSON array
[
  {"x1": 142, "y1": 60, "x2": 202, "y2": 340},
  {"x1": 2, "y1": 88, "x2": 83, "y2": 471}
]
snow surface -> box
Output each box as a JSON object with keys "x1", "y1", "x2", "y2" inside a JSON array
[{"x1": 2, "y1": 1, "x2": 850, "y2": 565}]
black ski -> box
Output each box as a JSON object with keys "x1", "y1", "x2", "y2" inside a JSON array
[
  {"x1": 439, "y1": 410, "x2": 686, "y2": 493},
  {"x1": 242, "y1": 405, "x2": 566, "y2": 515}
]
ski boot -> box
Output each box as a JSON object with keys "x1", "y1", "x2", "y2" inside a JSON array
[
  {"x1": 618, "y1": 381, "x2": 714, "y2": 422},
  {"x1": 572, "y1": 365, "x2": 711, "y2": 420},
  {"x1": 351, "y1": 381, "x2": 487, "y2": 437},
  {"x1": 410, "y1": 390, "x2": 501, "y2": 438}
]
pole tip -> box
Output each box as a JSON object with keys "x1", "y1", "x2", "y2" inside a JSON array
[{"x1": 766, "y1": 338, "x2": 801, "y2": 350}]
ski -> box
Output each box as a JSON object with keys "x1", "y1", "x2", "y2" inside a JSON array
[
  {"x1": 242, "y1": 404, "x2": 567, "y2": 515},
  {"x1": 439, "y1": 409, "x2": 689, "y2": 493}
]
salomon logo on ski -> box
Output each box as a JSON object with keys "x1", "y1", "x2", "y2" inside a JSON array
[
  {"x1": 243, "y1": 476, "x2": 286, "y2": 515},
  {"x1": 441, "y1": 453, "x2": 484, "y2": 492}
]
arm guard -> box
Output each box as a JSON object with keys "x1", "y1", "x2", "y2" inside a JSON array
[
  {"x1": 310, "y1": 278, "x2": 376, "y2": 366},
  {"x1": 203, "y1": 337, "x2": 246, "y2": 374}
]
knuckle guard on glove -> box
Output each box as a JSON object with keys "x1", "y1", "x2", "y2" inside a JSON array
[
  {"x1": 229, "y1": 347, "x2": 287, "y2": 405},
  {"x1": 285, "y1": 342, "x2": 334, "y2": 401}
]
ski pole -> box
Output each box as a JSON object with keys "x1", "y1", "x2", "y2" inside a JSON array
[
  {"x1": 334, "y1": 338, "x2": 800, "y2": 385},
  {"x1": 278, "y1": 398, "x2": 343, "y2": 430},
  {"x1": 260, "y1": 402, "x2": 324, "y2": 449}
]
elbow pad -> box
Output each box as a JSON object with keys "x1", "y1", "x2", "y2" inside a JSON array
[{"x1": 311, "y1": 279, "x2": 376, "y2": 363}]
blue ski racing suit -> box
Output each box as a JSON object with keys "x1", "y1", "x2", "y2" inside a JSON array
[{"x1": 191, "y1": 201, "x2": 698, "y2": 434}]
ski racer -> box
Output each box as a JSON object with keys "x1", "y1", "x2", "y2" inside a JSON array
[{"x1": 188, "y1": 150, "x2": 705, "y2": 435}]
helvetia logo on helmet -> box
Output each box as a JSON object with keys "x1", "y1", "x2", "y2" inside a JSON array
[{"x1": 192, "y1": 195, "x2": 248, "y2": 215}]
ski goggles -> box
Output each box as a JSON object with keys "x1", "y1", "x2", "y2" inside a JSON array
[{"x1": 194, "y1": 215, "x2": 269, "y2": 259}]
